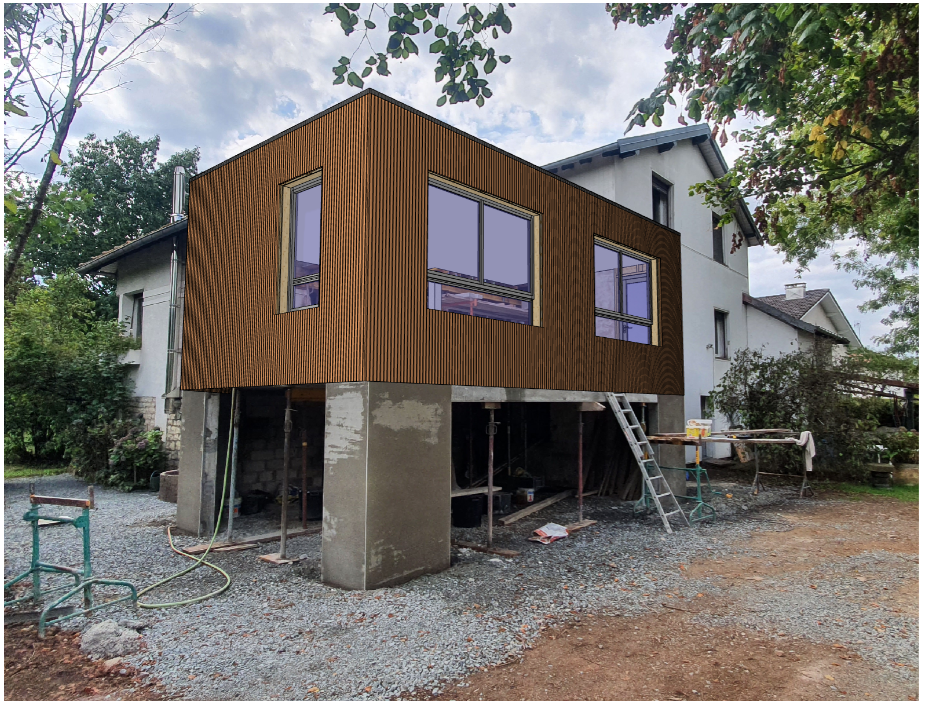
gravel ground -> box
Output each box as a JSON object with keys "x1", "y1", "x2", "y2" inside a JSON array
[{"x1": 4, "y1": 474, "x2": 917, "y2": 700}]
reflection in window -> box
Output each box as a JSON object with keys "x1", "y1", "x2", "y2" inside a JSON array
[
  {"x1": 427, "y1": 180, "x2": 534, "y2": 325},
  {"x1": 594, "y1": 240, "x2": 654, "y2": 345},
  {"x1": 290, "y1": 181, "x2": 322, "y2": 310},
  {"x1": 712, "y1": 213, "x2": 724, "y2": 264},
  {"x1": 652, "y1": 176, "x2": 670, "y2": 226}
]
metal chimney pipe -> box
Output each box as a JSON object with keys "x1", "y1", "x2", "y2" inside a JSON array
[{"x1": 170, "y1": 166, "x2": 187, "y2": 223}]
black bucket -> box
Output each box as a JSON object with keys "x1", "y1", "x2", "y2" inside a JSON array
[
  {"x1": 451, "y1": 495, "x2": 483, "y2": 528},
  {"x1": 304, "y1": 488, "x2": 323, "y2": 521},
  {"x1": 241, "y1": 489, "x2": 273, "y2": 516}
]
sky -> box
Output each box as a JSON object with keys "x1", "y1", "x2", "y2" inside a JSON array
[{"x1": 11, "y1": 2, "x2": 897, "y2": 346}]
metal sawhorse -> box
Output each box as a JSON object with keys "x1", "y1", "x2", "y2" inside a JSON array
[{"x1": 4, "y1": 484, "x2": 138, "y2": 637}]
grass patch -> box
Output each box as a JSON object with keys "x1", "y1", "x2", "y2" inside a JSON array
[
  {"x1": 818, "y1": 481, "x2": 918, "y2": 503},
  {"x1": 4, "y1": 464, "x2": 68, "y2": 480}
]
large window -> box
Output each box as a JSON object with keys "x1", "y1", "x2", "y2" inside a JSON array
[
  {"x1": 712, "y1": 213, "x2": 724, "y2": 264},
  {"x1": 427, "y1": 181, "x2": 535, "y2": 326},
  {"x1": 594, "y1": 239, "x2": 654, "y2": 345},
  {"x1": 286, "y1": 178, "x2": 322, "y2": 310},
  {"x1": 714, "y1": 309, "x2": 728, "y2": 359},
  {"x1": 652, "y1": 175, "x2": 670, "y2": 226}
]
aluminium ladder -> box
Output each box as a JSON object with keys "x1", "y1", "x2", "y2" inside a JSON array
[{"x1": 604, "y1": 393, "x2": 690, "y2": 533}]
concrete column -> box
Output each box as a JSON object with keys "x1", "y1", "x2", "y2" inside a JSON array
[
  {"x1": 655, "y1": 394, "x2": 687, "y2": 497},
  {"x1": 175, "y1": 391, "x2": 221, "y2": 536},
  {"x1": 321, "y1": 382, "x2": 451, "y2": 590}
]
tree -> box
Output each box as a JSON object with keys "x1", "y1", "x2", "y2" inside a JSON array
[
  {"x1": 322, "y1": 3, "x2": 514, "y2": 106},
  {"x1": 55, "y1": 131, "x2": 199, "y2": 271},
  {"x1": 3, "y1": 3, "x2": 189, "y2": 287},
  {"x1": 4, "y1": 271, "x2": 135, "y2": 464},
  {"x1": 606, "y1": 4, "x2": 918, "y2": 355}
]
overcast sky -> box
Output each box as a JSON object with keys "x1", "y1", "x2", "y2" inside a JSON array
[{"x1": 18, "y1": 2, "x2": 895, "y2": 346}]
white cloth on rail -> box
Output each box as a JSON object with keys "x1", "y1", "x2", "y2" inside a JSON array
[{"x1": 795, "y1": 431, "x2": 816, "y2": 471}]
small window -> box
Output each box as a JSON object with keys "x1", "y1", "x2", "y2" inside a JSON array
[
  {"x1": 289, "y1": 181, "x2": 322, "y2": 310},
  {"x1": 594, "y1": 239, "x2": 654, "y2": 345},
  {"x1": 712, "y1": 213, "x2": 724, "y2": 264},
  {"x1": 652, "y1": 175, "x2": 670, "y2": 226},
  {"x1": 714, "y1": 310, "x2": 728, "y2": 359},
  {"x1": 129, "y1": 293, "x2": 143, "y2": 344},
  {"x1": 700, "y1": 395, "x2": 711, "y2": 419},
  {"x1": 427, "y1": 181, "x2": 535, "y2": 326}
]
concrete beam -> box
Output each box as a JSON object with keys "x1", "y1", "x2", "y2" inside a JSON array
[{"x1": 451, "y1": 386, "x2": 657, "y2": 404}]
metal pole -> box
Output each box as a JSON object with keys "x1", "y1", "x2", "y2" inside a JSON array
[
  {"x1": 301, "y1": 407, "x2": 309, "y2": 530},
  {"x1": 279, "y1": 388, "x2": 293, "y2": 559},
  {"x1": 226, "y1": 389, "x2": 241, "y2": 542},
  {"x1": 507, "y1": 413, "x2": 512, "y2": 478},
  {"x1": 522, "y1": 405, "x2": 527, "y2": 473},
  {"x1": 468, "y1": 406, "x2": 474, "y2": 486},
  {"x1": 578, "y1": 409, "x2": 584, "y2": 523},
  {"x1": 487, "y1": 408, "x2": 496, "y2": 548}
]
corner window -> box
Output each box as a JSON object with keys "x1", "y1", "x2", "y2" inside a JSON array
[
  {"x1": 426, "y1": 180, "x2": 537, "y2": 326},
  {"x1": 652, "y1": 175, "x2": 670, "y2": 226},
  {"x1": 712, "y1": 213, "x2": 724, "y2": 264},
  {"x1": 714, "y1": 310, "x2": 728, "y2": 358},
  {"x1": 594, "y1": 239, "x2": 655, "y2": 345},
  {"x1": 278, "y1": 171, "x2": 322, "y2": 313}
]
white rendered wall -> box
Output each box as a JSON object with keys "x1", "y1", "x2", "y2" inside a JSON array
[
  {"x1": 561, "y1": 140, "x2": 753, "y2": 459},
  {"x1": 114, "y1": 239, "x2": 175, "y2": 433},
  {"x1": 746, "y1": 307, "x2": 800, "y2": 357}
]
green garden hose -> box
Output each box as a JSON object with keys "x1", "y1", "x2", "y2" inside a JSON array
[{"x1": 136, "y1": 390, "x2": 236, "y2": 610}]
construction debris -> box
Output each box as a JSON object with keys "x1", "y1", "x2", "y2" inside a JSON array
[{"x1": 498, "y1": 490, "x2": 573, "y2": 526}]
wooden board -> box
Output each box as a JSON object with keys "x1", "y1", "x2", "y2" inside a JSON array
[
  {"x1": 450, "y1": 486, "x2": 501, "y2": 498},
  {"x1": 181, "y1": 525, "x2": 321, "y2": 554},
  {"x1": 452, "y1": 541, "x2": 520, "y2": 558},
  {"x1": 566, "y1": 519, "x2": 597, "y2": 532},
  {"x1": 29, "y1": 495, "x2": 90, "y2": 509},
  {"x1": 258, "y1": 553, "x2": 298, "y2": 565},
  {"x1": 210, "y1": 543, "x2": 259, "y2": 553},
  {"x1": 498, "y1": 490, "x2": 573, "y2": 526}
]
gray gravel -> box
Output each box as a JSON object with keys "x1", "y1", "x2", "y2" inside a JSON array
[{"x1": 4, "y1": 474, "x2": 917, "y2": 699}]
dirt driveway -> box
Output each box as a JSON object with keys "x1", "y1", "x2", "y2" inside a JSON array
[{"x1": 431, "y1": 492, "x2": 919, "y2": 701}]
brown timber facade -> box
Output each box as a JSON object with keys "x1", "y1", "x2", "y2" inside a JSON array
[{"x1": 181, "y1": 90, "x2": 683, "y2": 396}]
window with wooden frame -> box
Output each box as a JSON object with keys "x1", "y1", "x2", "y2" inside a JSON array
[
  {"x1": 426, "y1": 177, "x2": 540, "y2": 326},
  {"x1": 278, "y1": 170, "x2": 322, "y2": 312},
  {"x1": 593, "y1": 238, "x2": 657, "y2": 345}
]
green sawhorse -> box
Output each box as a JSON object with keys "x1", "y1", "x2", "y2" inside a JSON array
[
  {"x1": 635, "y1": 464, "x2": 719, "y2": 523},
  {"x1": 4, "y1": 484, "x2": 138, "y2": 637}
]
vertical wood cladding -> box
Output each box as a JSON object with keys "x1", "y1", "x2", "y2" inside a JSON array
[{"x1": 181, "y1": 91, "x2": 683, "y2": 395}]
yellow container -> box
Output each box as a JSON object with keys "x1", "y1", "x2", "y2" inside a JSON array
[{"x1": 686, "y1": 418, "x2": 713, "y2": 438}]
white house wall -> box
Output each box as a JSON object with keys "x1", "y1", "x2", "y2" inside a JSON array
[
  {"x1": 561, "y1": 140, "x2": 751, "y2": 459},
  {"x1": 115, "y1": 239, "x2": 175, "y2": 433},
  {"x1": 746, "y1": 306, "x2": 800, "y2": 357}
]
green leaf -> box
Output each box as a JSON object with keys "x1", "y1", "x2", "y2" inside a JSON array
[
  {"x1": 492, "y1": 27, "x2": 498, "y2": 39},
  {"x1": 74, "y1": 99, "x2": 82, "y2": 108},
  {"x1": 484, "y1": 57, "x2": 497, "y2": 74},
  {"x1": 394, "y1": 2, "x2": 411, "y2": 15},
  {"x1": 434, "y1": 24, "x2": 447, "y2": 37},
  {"x1": 4, "y1": 101, "x2": 27, "y2": 117},
  {"x1": 44, "y1": 37, "x2": 53, "y2": 45},
  {"x1": 688, "y1": 98, "x2": 702, "y2": 123},
  {"x1": 347, "y1": 71, "x2": 364, "y2": 88},
  {"x1": 436, "y1": 95, "x2": 447, "y2": 106},
  {"x1": 344, "y1": 2, "x2": 361, "y2": 9},
  {"x1": 499, "y1": 55, "x2": 510, "y2": 64},
  {"x1": 366, "y1": 56, "x2": 377, "y2": 65},
  {"x1": 476, "y1": 94, "x2": 485, "y2": 107},
  {"x1": 377, "y1": 60, "x2": 390, "y2": 76},
  {"x1": 500, "y1": 14, "x2": 512, "y2": 33},
  {"x1": 403, "y1": 36, "x2": 418, "y2": 54},
  {"x1": 4, "y1": 197, "x2": 17, "y2": 213},
  {"x1": 104, "y1": 13, "x2": 113, "y2": 22},
  {"x1": 365, "y1": 19, "x2": 376, "y2": 29},
  {"x1": 333, "y1": 64, "x2": 348, "y2": 75},
  {"x1": 3, "y1": 70, "x2": 10, "y2": 79},
  {"x1": 334, "y1": 5, "x2": 350, "y2": 21},
  {"x1": 797, "y1": 21, "x2": 820, "y2": 45},
  {"x1": 430, "y1": 38, "x2": 446, "y2": 53},
  {"x1": 482, "y1": 87, "x2": 492, "y2": 98},
  {"x1": 10, "y1": 56, "x2": 22, "y2": 67},
  {"x1": 339, "y1": 56, "x2": 351, "y2": 65},
  {"x1": 652, "y1": 113, "x2": 662, "y2": 127},
  {"x1": 49, "y1": 150, "x2": 63, "y2": 166},
  {"x1": 423, "y1": 19, "x2": 432, "y2": 32},
  {"x1": 457, "y1": 13, "x2": 469, "y2": 24},
  {"x1": 362, "y1": 66, "x2": 372, "y2": 78}
]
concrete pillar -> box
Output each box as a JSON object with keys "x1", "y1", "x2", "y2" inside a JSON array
[
  {"x1": 321, "y1": 382, "x2": 451, "y2": 590},
  {"x1": 176, "y1": 391, "x2": 221, "y2": 536},
  {"x1": 655, "y1": 394, "x2": 687, "y2": 497}
]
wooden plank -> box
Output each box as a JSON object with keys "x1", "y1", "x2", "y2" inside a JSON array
[
  {"x1": 452, "y1": 541, "x2": 520, "y2": 558},
  {"x1": 450, "y1": 486, "x2": 501, "y2": 498},
  {"x1": 566, "y1": 519, "x2": 597, "y2": 532},
  {"x1": 181, "y1": 525, "x2": 321, "y2": 554},
  {"x1": 210, "y1": 543, "x2": 259, "y2": 553},
  {"x1": 498, "y1": 490, "x2": 573, "y2": 526},
  {"x1": 30, "y1": 495, "x2": 91, "y2": 509},
  {"x1": 258, "y1": 553, "x2": 298, "y2": 565}
]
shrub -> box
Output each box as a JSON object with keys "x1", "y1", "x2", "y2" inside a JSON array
[
  {"x1": 105, "y1": 428, "x2": 168, "y2": 491},
  {"x1": 881, "y1": 430, "x2": 919, "y2": 465}
]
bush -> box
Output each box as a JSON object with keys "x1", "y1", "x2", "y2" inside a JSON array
[
  {"x1": 105, "y1": 427, "x2": 167, "y2": 491},
  {"x1": 881, "y1": 430, "x2": 919, "y2": 465},
  {"x1": 4, "y1": 272, "x2": 135, "y2": 464}
]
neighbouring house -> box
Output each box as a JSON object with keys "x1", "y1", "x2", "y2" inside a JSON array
[
  {"x1": 744, "y1": 283, "x2": 862, "y2": 358},
  {"x1": 84, "y1": 89, "x2": 688, "y2": 591}
]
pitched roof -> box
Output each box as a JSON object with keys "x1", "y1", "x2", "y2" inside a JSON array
[
  {"x1": 541, "y1": 123, "x2": 761, "y2": 247},
  {"x1": 753, "y1": 289, "x2": 829, "y2": 320},
  {"x1": 77, "y1": 219, "x2": 187, "y2": 275},
  {"x1": 742, "y1": 293, "x2": 849, "y2": 344}
]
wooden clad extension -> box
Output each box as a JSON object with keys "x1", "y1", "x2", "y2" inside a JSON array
[{"x1": 181, "y1": 90, "x2": 683, "y2": 395}]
